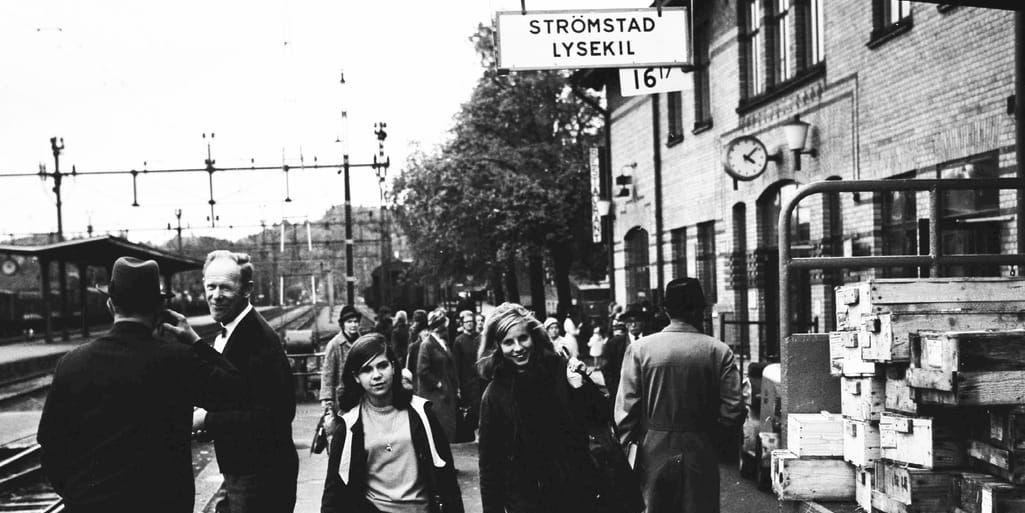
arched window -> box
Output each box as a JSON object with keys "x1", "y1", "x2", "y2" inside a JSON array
[{"x1": 624, "y1": 228, "x2": 651, "y2": 304}]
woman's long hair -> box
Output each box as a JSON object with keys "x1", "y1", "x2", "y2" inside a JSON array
[
  {"x1": 477, "y1": 302, "x2": 555, "y2": 381},
  {"x1": 338, "y1": 333, "x2": 412, "y2": 412}
]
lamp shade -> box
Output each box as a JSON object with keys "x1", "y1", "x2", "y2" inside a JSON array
[
  {"x1": 783, "y1": 116, "x2": 811, "y2": 151},
  {"x1": 596, "y1": 198, "x2": 612, "y2": 216}
]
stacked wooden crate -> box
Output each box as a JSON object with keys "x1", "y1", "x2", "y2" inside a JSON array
[{"x1": 772, "y1": 278, "x2": 1025, "y2": 512}]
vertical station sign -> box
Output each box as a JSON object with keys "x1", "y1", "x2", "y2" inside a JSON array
[
  {"x1": 590, "y1": 147, "x2": 602, "y2": 243},
  {"x1": 496, "y1": 7, "x2": 691, "y2": 71}
]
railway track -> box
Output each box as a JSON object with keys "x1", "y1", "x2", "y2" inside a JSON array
[{"x1": 0, "y1": 444, "x2": 61, "y2": 513}]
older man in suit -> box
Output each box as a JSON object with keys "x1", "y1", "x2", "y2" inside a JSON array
[
  {"x1": 600, "y1": 304, "x2": 648, "y2": 408},
  {"x1": 38, "y1": 257, "x2": 243, "y2": 513},
  {"x1": 192, "y1": 250, "x2": 298, "y2": 513}
]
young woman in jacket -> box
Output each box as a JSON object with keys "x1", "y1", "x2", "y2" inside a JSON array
[
  {"x1": 477, "y1": 303, "x2": 607, "y2": 513},
  {"x1": 321, "y1": 334, "x2": 463, "y2": 513}
]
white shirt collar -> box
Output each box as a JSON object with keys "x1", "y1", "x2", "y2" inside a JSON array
[{"x1": 214, "y1": 302, "x2": 253, "y2": 353}]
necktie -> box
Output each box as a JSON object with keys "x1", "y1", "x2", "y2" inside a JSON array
[{"x1": 219, "y1": 326, "x2": 227, "y2": 340}]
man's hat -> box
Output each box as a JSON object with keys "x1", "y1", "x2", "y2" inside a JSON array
[
  {"x1": 459, "y1": 310, "x2": 475, "y2": 322},
  {"x1": 620, "y1": 304, "x2": 647, "y2": 322},
  {"x1": 338, "y1": 305, "x2": 361, "y2": 323},
  {"x1": 101, "y1": 257, "x2": 168, "y2": 309},
  {"x1": 663, "y1": 277, "x2": 707, "y2": 312}
]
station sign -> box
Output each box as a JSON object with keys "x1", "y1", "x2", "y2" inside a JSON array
[
  {"x1": 590, "y1": 147, "x2": 602, "y2": 243},
  {"x1": 619, "y1": 66, "x2": 689, "y2": 97},
  {"x1": 496, "y1": 7, "x2": 691, "y2": 71}
]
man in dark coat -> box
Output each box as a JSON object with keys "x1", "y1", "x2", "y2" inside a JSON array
[
  {"x1": 452, "y1": 310, "x2": 482, "y2": 439},
  {"x1": 600, "y1": 304, "x2": 647, "y2": 407},
  {"x1": 193, "y1": 250, "x2": 299, "y2": 513},
  {"x1": 38, "y1": 257, "x2": 243, "y2": 513},
  {"x1": 615, "y1": 278, "x2": 746, "y2": 512}
]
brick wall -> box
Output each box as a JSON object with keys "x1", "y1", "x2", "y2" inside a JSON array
[{"x1": 604, "y1": 1, "x2": 1016, "y2": 359}]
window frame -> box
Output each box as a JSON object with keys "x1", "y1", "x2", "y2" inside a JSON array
[
  {"x1": 692, "y1": 18, "x2": 713, "y2": 132},
  {"x1": 696, "y1": 221, "x2": 718, "y2": 304},
  {"x1": 771, "y1": 0, "x2": 792, "y2": 84},
  {"x1": 667, "y1": 91, "x2": 684, "y2": 146},
  {"x1": 868, "y1": 0, "x2": 913, "y2": 49},
  {"x1": 670, "y1": 227, "x2": 688, "y2": 280},
  {"x1": 737, "y1": 0, "x2": 825, "y2": 113},
  {"x1": 624, "y1": 228, "x2": 652, "y2": 305},
  {"x1": 739, "y1": 0, "x2": 766, "y2": 99}
]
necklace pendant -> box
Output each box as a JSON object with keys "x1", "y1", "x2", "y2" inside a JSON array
[{"x1": 386, "y1": 442, "x2": 393, "y2": 452}]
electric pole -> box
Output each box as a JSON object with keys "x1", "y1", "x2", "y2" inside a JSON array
[
  {"x1": 168, "y1": 208, "x2": 184, "y2": 253},
  {"x1": 373, "y1": 122, "x2": 390, "y2": 309},
  {"x1": 47, "y1": 136, "x2": 70, "y2": 341}
]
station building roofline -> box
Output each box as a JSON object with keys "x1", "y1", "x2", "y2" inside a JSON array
[{"x1": 0, "y1": 235, "x2": 202, "y2": 274}]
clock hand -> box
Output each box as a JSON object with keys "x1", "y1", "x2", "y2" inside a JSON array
[
  {"x1": 745, "y1": 147, "x2": 759, "y2": 159},
  {"x1": 743, "y1": 155, "x2": 756, "y2": 164}
]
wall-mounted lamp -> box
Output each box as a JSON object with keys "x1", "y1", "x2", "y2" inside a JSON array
[
  {"x1": 616, "y1": 162, "x2": 637, "y2": 198},
  {"x1": 782, "y1": 115, "x2": 818, "y2": 171},
  {"x1": 596, "y1": 198, "x2": 612, "y2": 216}
]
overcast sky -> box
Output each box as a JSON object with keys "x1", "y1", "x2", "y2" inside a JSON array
[{"x1": 0, "y1": 0, "x2": 647, "y2": 245}]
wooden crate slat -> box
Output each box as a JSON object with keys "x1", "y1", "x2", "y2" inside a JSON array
[
  {"x1": 968, "y1": 439, "x2": 1025, "y2": 485},
  {"x1": 772, "y1": 450, "x2": 855, "y2": 502},
  {"x1": 842, "y1": 376, "x2": 885, "y2": 421},
  {"x1": 788, "y1": 413, "x2": 844, "y2": 457},
  {"x1": 881, "y1": 412, "x2": 967, "y2": 469}
]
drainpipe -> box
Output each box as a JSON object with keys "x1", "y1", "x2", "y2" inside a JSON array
[
  {"x1": 1016, "y1": 12, "x2": 1024, "y2": 260},
  {"x1": 605, "y1": 109, "x2": 617, "y2": 306},
  {"x1": 651, "y1": 95, "x2": 666, "y2": 302}
]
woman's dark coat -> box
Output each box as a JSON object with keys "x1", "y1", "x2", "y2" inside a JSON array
[
  {"x1": 416, "y1": 334, "x2": 459, "y2": 441},
  {"x1": 478, "y1": 351, "x2": 605, "y2": 513},
  {"x1": 321, "y1": 396, "x2": 463, "y2": 513}
]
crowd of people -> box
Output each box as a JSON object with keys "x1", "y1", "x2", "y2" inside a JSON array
[{"x1": 37, "y1": 250, "x2": 746, "y2": 513}]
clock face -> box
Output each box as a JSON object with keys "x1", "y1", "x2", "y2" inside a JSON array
[
  {"x1": 724, "y1": 136, "x2": 770, "y2": 181},
  {"x1": 1, "y1": 259, "x2": 17, "y2": 276}
]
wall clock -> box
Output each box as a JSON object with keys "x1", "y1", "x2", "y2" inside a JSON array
[
  {"x1": 723, "y1": 135, "x2": 778, "y2": 181},
  {"x1": 1, "y1": 259, "x2": 18, "y2": 276}
]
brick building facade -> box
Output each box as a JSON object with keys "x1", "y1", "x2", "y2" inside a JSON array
[{"x1": 584, "y1": 2, "x2": 1017, "y2": 362}]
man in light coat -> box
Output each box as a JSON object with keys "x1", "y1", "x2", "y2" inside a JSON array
[{"x1": 614, "y1": 278, "x2": 745, "y2": 513}]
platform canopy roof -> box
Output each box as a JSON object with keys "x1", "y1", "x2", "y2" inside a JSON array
[{"x1": 0, "y1": 235, "x2": 202, "y2": 274}]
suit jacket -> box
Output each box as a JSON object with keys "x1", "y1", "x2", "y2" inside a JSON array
[
  {"x1": 37, "y1": 321, "x2": 243, "y2": 513},
  {"x1": 204, "y1": 307, "x2": 299, "y2": 476}
]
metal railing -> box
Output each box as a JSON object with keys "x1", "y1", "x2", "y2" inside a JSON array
[{"x1": 778, "y1": 178, "x2": 1025, "y2": 343}]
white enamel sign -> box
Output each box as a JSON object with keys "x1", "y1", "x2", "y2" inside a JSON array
[
  {"x1": 496, "y1": 8, "x2": 691, "y2": 71},
  {"x1": 619, "y1": 66, "x2": 689, "y2": 97}
]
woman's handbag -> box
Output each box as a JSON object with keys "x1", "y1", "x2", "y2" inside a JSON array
[
  {"x1": 585, "y1": 423, "x2": 645, "y2": 513},
  {"x1": 310, "y1": 414, "x2": 329, "y2": 455},
  {"x1": 575, "y1": 372, "x2": 644, "y2": 513}
]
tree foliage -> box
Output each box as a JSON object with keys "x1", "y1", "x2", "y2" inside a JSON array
[{"x1": 392, "y1": 23, "x2": 605, "y2": 314}]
